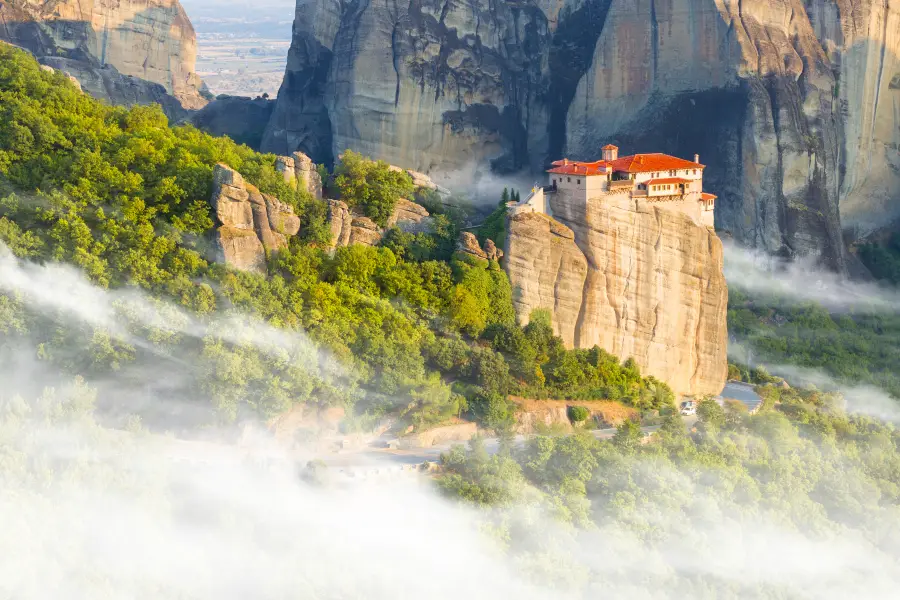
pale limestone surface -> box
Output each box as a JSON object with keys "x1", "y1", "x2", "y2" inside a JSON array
[
  {"x1": 457, "y1": 232, "x2": 503, "y2": 261},
  {"x1": 387, "y1": 198, "x2": 432, "y2": 233},
  {"x1": 262, "y1": 0, "x2": 549, "y2": 178},
  {"x1": 326, "y1": 198, "x2": 432, "y2": 248},
  {"x1": 326, "y1": 200, "x2": 354, "y2": 249},
  {"x1": 210, "y1": 164, "x2": 301, "y2": 273},
  {"x1": 807, "y1": 0, "x2": 900, "y2": 236},
  {"x1": 1, "y1": 0, "x2": 205, "y2": 110},
  {"x1": 276, "y1": 152, "x2": 324, "y2": 199},
  {"x1": 265, "y1": 0, "x2": 900, "y2": 268},
  {"x1": 348, "y1": 216, "x2": 384, "y2": 247},
  {"x1": 505, "y1": 192, "x2": 729, "y2": 397}
]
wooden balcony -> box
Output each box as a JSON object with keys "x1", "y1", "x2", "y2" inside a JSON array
[{"x1": 609, "y1": 179, "x2": 634, "y2": 190}]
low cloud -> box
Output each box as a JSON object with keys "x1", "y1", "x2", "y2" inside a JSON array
[
  {"x1": 0, "y1": 242, "x2": 333, "y2": 369},
  {"x1": 722, "y1": 240, "x2": 900, "y2": 312},
  {"x1": 428, "y1": 160, "x2": 538, "y2": 208},
  {"x1": 3, "y1": 240, "x2": 900, "y2": 599},
  {"x1": 728, "y1": 339, "x2": 900, "y2": 422}
]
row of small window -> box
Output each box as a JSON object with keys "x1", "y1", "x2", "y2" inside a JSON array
[
  {"x1": 652, "y1": 184, "x2": 677, "y2": 191},
  {"x1": 653, "y1": 170, "x2": 698, "y2": 177},
  {"x1": 552, "y1": 177, "x2": 581, "y2": 185}
]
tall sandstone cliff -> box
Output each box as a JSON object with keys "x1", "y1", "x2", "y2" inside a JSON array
[
  {"x1": 0, "y1": 0, "x2": 206, "y2": 112},
  {"x1": 265, "y1": 0, "x2": 900, "y2": 269},
  {"x1": 505, "y1": 195, "x2": 729, "y2": 397}
]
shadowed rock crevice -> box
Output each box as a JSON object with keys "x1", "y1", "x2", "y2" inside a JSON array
[{"x1": 545, "y1": 0, "x2": 613, "y2": 161}]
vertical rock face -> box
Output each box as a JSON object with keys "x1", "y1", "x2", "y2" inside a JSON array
[
  {"x1": 505, "y1": 194, "x2": 729, "y2": 397},
  {"x1": 276, "y1": 151, "x2": 324, "y2": 199},
  {"x1": 806, "y1": 0, "x2": 900, "y2": 239},
  {"x1": 563, "y1": 0, "x2": 844, "y2": 268},
  {"x1": 326, "y1": 200, "x2": 354, "y2": 249},
  {"x1": 267, "y1": 0, "x2": 900, "y2": 268},
  {"x1": 210, "y1": 165, "x2": 301, "y2": 273},
  {"x1": 0, "y1": 0, "x2": 206, "y2": 111},
  {"x1": 262, "y1": 0, "x2": 551, "y2": 179}
]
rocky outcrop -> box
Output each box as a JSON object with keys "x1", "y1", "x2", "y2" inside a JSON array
[
  {"x1": 210, "y1": 165, "x2": 300, "y2": 273},
  {"x1": 390, "y1": 166, "x2": 451, "y2": 196},
  {"x1": 348, "y1": 216, "x2": 384, "y2": 247},
  {"x1": 0, "y1": 0, "x2": 207, "y2": 112},
  {"x1": 457, "y1": 232, "x2": 504, "y2": 261},
  {"x1": 276, "y1": 152, "x2": 323, "y2": 199},
  {"x1": 265, "y1": 0, "x2": 900, "y2": 269},
  {"x1": 326, "y1": 198, "x2": 432, "y2": 248},
  {"x1": 505, "y1": 192, "x2": 729, "y2": 397},
  {"x1": 388, "y1": 198, "x2": 431, "y2": 232},
  {"x1": 327, "y1": 200, "x2": 354, "y2": 248}
]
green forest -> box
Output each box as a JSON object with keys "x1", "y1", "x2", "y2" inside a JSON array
[
  {"x1": 0, "y1": 45, "x2": 670, "y2": 433},
  {"x1": 727, "y1": 287, "x2": 900, "y2": 398},
  {"x1": 436, "y1": 385, "x2": 900, "y2": 595}
]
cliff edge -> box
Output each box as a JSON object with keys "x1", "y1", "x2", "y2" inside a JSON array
[{"x1": 505, "y1": 196, "x2": 728, "y2": 397}]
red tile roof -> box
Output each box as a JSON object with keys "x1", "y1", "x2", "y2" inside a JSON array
[
  {"x1": 609, "y1": 153, "x2": 704, "y2": 173},
  {"x1": 602, "y1": 144, "x2": 618, "y2": 150},
  {"x1": 547, "y1": 160, "x2": 609, "y2": 176},
  {"x1": 701, "y1": 192, "x2": 717, "y2": 201},
  {"x1": 646, "y1": 177, "x2": 691, "y2": 186},
  {"x1": 547, "y1": 153, "x2": 704, "y2": 176}
]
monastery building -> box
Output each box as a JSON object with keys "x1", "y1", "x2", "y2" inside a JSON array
[{"x1": 512, "y1": 145, "x2": 716, "y2": 228}]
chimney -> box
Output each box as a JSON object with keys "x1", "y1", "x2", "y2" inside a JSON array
[{"x1": 694, "y1": 153, "x2": 700, "y2": 164}]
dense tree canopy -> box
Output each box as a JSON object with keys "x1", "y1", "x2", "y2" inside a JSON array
[{"x1": 0, "y1": 46, "x2": 671, "y2": 433}]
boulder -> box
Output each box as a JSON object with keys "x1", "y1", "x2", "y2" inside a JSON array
[
  {"x1": 457, "y1": 232, "x2": 488, "y2": 260},
  {"x1": 216, "y1": 227, "x2": 266, "y2": 274},
  {"x1": 457, "y1": 232, "x2": 503, "y2": 261},
  {"x1": 327, "y1": 200, "x2": 353, "y2": 248},
  {"x1": 266, "y1": 195, "x2": 302, "y2": 236},
  {"x1": 483, "y1": 238, "x2": 503, "y2": 261}
]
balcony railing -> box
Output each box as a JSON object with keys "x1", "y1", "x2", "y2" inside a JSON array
[{"x1": 609, "y1": 179, "x2": 634, "y2": 190}]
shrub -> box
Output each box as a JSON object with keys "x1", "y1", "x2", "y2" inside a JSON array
[{"x1": 568, "y1": 405, "x2": 590, "y2": 423}]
